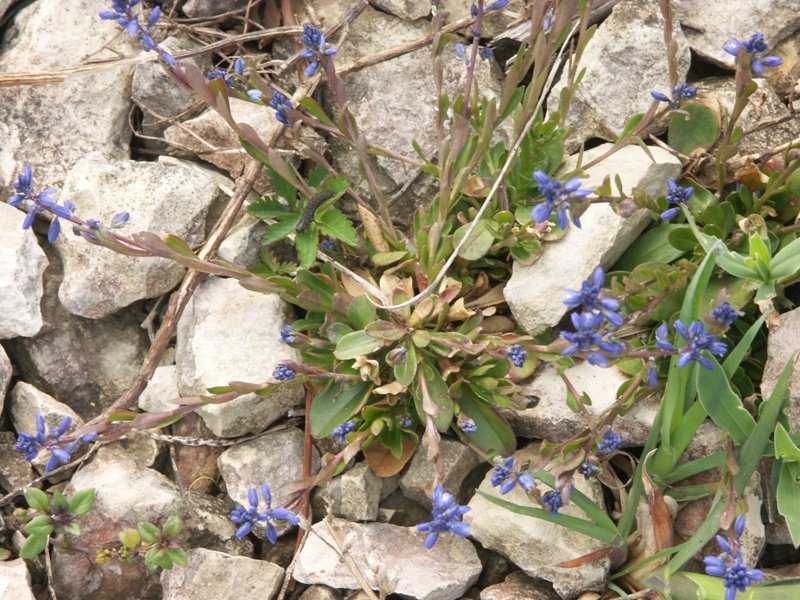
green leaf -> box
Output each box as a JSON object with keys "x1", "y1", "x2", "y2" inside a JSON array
[
  {"x1": 25, "y1": 515, "x2": 54, "y2": 537},
  {"x1": 667, "y1": 227, "x2": 698, "y2": 252},
  {"x1": 163, "y1": 235, "x2": 198, "y2": 258},
  {"x1": 371, "y1": 251, "x2": 409, "y2": 266},
  {"x1": 51, "y1": 491, "x2": 69, "y2": 513},
  {"x1": 262, "y1": 216, "x2": 301, "y2": 245},
  {"x1": 334, "y1": 330, "x2": 384, "y2": 360},
  {"x1": 770, "y1": 237, "x2": 800, "y2": 281},
  {"x1": 310, "y1": 380, "x2": 372, "y2": 437},
  {"x1": 776, "y1": 423, "x2": 800, "y2": 463},
  {"x1": 266, "y1": 166, "x2": 298, "y2": 206},
  {"x1": 20, "y1": 534, "x2": 48, "y2": 559},
  {"x1": 776, "y1": 457, "x2": 800, "y2": 547},
  {"x1": 348, "y1": 296, "x2": 377, "y2": 331},
  {"x1": 668, "y1": 103, "x2": 720, "y2": 156},
  {"x1": 616, "y1": 113, "x2": 644, "y2": 143},
  {"x1": 161, "y1": 516, "x2": 183, "y2": 538},
  {"x1": 722, "y1": 310, "x2": 769, "y2": 380},
  {"x1": 453, "y1": 220, "x2": 496, "y2": 261},
  {"x1": 614, "y1": 224, "x2": 689, "y2": 271},
  {"x1": 695, "y1": 356, "x2": 756, "y2": 444},
  {"x1": 248, "y1": 197, "x2": 290, "y2": 220},
  {"x1": 458, "y1": 395, "x2": 515, "y2": 457},
  {"x1": 394, "y1": 342, "x2": 417, "y2": 386},
  {"x1": 295, "y1": 226, "x2": 318, "y2": 267},
  {"x1": 414, "y1": 361, "x2": 454, "y2": 432},
  {"x1": 25, "y1": 488, "x2": 50, "y2": 512},
  {"x1": 299, "y1": 97, "x2": 336, "y2": 128},
  {"x1": 317, "y1": 209, "x2": 358, "y2": 245},
  {"x1": 68, "y1": 488, "x2": 96, "y2": 517},
  {"x1": 137, "y1": 522, "x2": 161, "y2": 544},
  {"x1": 165, "y1": 548, "x2": 188, "y2": 569}
]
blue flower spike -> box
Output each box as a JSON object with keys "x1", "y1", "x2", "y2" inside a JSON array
[
  {"x1": 541, "y1": 490, "x2": 564, "y2": 515},
  {"x1": 660, "y1": 178, "x2": 694, "y2": 221},
  {"x1": 490, "y1": 457, "x2": 537, "y2": 495},
  {"x1": 703, "y1": 516, "x2": 764, "y2": 600},
  {"x1": 723, "y1": 33, "x2": 783, "y2": 75},
  {"x1": 563, "y1": 267, "x2": 623, "y2": 327},
  {"x1": 674, "y1": 320, "x2": 728, "y2": 370},
  {"x1": 416, "y1": 486, "x2": 471, "y2": 549},
  {"x1": 300, "y1": 24, "x2": 337, "y2": 77},
  {"x1": 330, "y1": 420, "x2": 357, "y2": 443},
  {"x1": 99, "y1": 1, "x2": 176, "y2": 65},
  {"x1": 9, "y1": 165, "x2": 76, "y2": 242},
  {"x1": 598, "y1": 430, "x2": 624, "y2": 453},
  {"x1": 269, "y1": 91, "x2": 295, "y2": 127},
  {"x1": 508, "y1": 344, "x2": 527, "y2": 368},
  {"x1": 15, "y1": 414, "x2": 97, "y2": 472},
  {"x1": 561, "y1": 312, "x2": 624, "y2": 367},
  {"x1": 651, "y1": 83, "x2": 697, "y2": 109},
  {"x1": 531, "y1": 170, "x2": 593, "y2": 230},
  {"x1": 711, "y1": 302, "x2": 740, "y2": 327},
  {"x1": 273, "y1": 364, "x2": 296, "y2": 381},
  {"x1": 229, "y1": 483, "x2": 301, "y2": 543}
]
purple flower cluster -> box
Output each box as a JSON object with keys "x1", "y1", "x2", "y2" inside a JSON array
[
  {"x1": 660, "y1": 178, "x2": 694, "y2": 221},
  {"x1": 531, "y1": 170, "x2": 593, "y2": 230},
  {"x1": 508, "y1": 344, "x2": 527, "y2": 368},
  {"x1": 99, "y1": 1, "x2": 176, "y2": 66},
  {"x1": 703, "y1": 516, "x2": 764, "y2": 600},
  {"x1": 597, "y1": 430, "x2": 624, "y2": 453},
  {"x1": 300, "y1": 24, "x2": 337, "y2": 77},
  {"x1": 711, "y1": 302, "x2": 740, "y2": 327},
  {"x1": 655, "y1": 320, "x2": 728, "y2": 370},
  {"x1": 229, "y1": 483, "x2": 301, "y2": 542},
  {"x1": 273, "y1": 364, "x2": 296, "y2": 381},
  {"x1": 416, "y1": 486, "x2": 471, "y2": 549},
  {"x1": 9, "y1": 165, "x2": 76, "y2": 242},
  {"x1": 723, "y1": 33, "x2": 783, "y2": 75},
  {"x1": 564, "y1": 267, "x2": 623, "y2": 327},
  {"x1": 279, "y1": 325, "x2": 296, "y2": 344},
  {"x1": 651, "y1": 83, "x2": 697, "y2": 109},
  {"x1": 269, "y1": 90, "x2": 295, "y2": 127},
  {"x1": 15, "y1": 415, "x2": 97, "y2": 472},
  {"x1": 540, "y1": 490, "x2": 564, "y2": 515},
  {"x1": 561, "y1": 312, "x2": 624, "y2": 368},
  {"x1": 490, "y1": 457, "x2": 536, "y2": 495},
  {"x1": 330, "y1": 420, "x2": 357, "y2": 442}
]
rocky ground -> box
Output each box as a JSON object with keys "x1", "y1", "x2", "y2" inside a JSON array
[{"x1": 1, "y1": 0, "x2": 800, "y2": 599}]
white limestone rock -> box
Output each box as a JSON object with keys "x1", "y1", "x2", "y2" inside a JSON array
[
  {"x1": 0, "y1": 203, "x2": 48, "y2": 338},
  {"x1": 505, "y1": 143, "x2": 680, "y2": 335}
]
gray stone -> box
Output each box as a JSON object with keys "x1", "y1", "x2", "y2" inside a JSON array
[
  {"x1": 298, "y1": 586, "x2": 341, "y2": 600},
  {"x1": 549, "y1": 0, "x2": 690, "y2": 151},
  {"x1": 0, "y1": 344, "x2": 11, "y2": 413},
  {"x1": 294, "y1": 518, "x2": 482, "y2": 600},
  {"x1": 7, "y1": 248, "x2": 149, "y2": 419},
  {"x1": 218, "y1": 427, "x2": 318, "y2": 541},
  {"x1": 0, "y1": 431, "x2": 34, "y2": 492},
  {"x1": 56, "y1": 157, "x2": 226, "y2": 319},
  {"x1": 0, "y1": 0, "x2": 133, "y2": 190},
  {"x1": 505, "y1": 143, "x2": 679, "y2": 335},
  {"x1": 674, "y1": 0, "x2": 800, "y2": 70},
  {"x1": 176, "y1": 277, "x2": 304, "y2": 437},
  {"x1": 465, "y1": 444, "x2": 610, "y2": 599},
  {"x1": 399, "y1": 437, "x2": 482, "y2": 508},
  {"x1": 315, "y1": 461, "x2": 383, "y2": 522},
  {"x1": 369, "y1": 0, "x2": 430, "y2": 21},
  {"x1": 217, "y1": 214, "x2": 268, "y2": 268},
  {"x1": 182, "y1": 0, "x2": 244, "y2": 19},
  {"x1": 132, "y1": 36, "x2": 209, "y2": 138},
  {"x1": 161, "y1": 548, "x2": 284, "y2": 600},
  {"x1": 761, "y1": 306, "x2": 800, "y2": 433},
  {"x1": 0, "y1": 203, "x2": 48, "y2": 339},
  {"x1": 138, "y1": 365, "x2": 182, "y2": 414},
  {"x1": 505, "y1": 361, "x2": 660, "y2": 446},
  {"x1": 0, "y1": 560, "x2": 36, "y2": 600},
  {"x1": 480, "y1": 571, "x2": 561, "y2": 600}
]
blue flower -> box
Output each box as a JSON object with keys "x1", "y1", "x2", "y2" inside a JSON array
[
  {"x1": 230, "y1": 483, "x2": 301, "y2": 542},
  {"x1": 398, "y1": 416, "x2": 414, "y2": 428},
  {"x1": 508, "y1": 344, "x2": 527, "y2": 368},
  {"x1": 660, "y1": 178, "x2": 693, "y2": 220},
  {"x1": 416, "y1": 486, "x2": 471, "y2": 549},
  {"x1": 651, "y1": 83, "x2": 697, "y2": 109},
  {"x1": 273, "y1": 364, "x2": 296, "y2": 381},
  {"x1": 330, "y1": 420, "x2": 357, "y2": 442},
  {"x1": 99, "y1": 1, "x2": 166, "y2": 56},
  {"x1": 479, "y1": 47, "x2": 494, "y2": 61},
  {"x1": 269, "y1": 91, "x2": 294, "y2": 127},
  {"x1": 487, "y1": 0, "x2": 510, "y2": 10},
  {"x1": 578, "y1": 460, "x2": 600, "y2": 480},
  {"x1": 541, "y1": 490, "x2": 564, "y2": 515},
  {"x1": 563, "y1": 267, "x2": 623, "y2": 327},
  {"x1": 674, "y1": 320, "x2": 728, "y2": 370},
  {"x1": 561, "y1": 312, "x2": 623, "y2": 368},
  {"x1": 703, "y1": 517, "x2": 764, "y2": 600},
  {"x1": 15, "y1": 414, "x2": 97, "y2": 472},
  {"x1": 279, "y1": 325, "x2": 295, "y2": 344},
  {"x1": 490, "y1": 457, "x2": 537, "y2": 495},
  {"x1": 646, "y1": 359, "x2": 659, "y2": 387},
  {"x1": 598, "y1": 430, "x2": 624, "y2": 453},
  {"x1": 320, "y1": 238, "x2": 336, "y2": 251},
  {"x1": 723, "y1": 33, "x2": 783, "y2": 76},
  {"x1": 711, "y1": 302, "x2": 739, "y2": 327},
  {"x1": 247, "y1": 89, "x2": 264, "y2": 102},
  {"x1": 300, "y1": 24, "x2": 337, "y2": 76},
  {"x1": 654, "y1": 322, "x2": 674, "y2": 351},
  {"x1": 9, "y1": 165, "x2": 76, "y2": 242},
  {"x1": 458, "y1": 420, "x2": 477, "y2": 434},
  {"x1": 530, "y1": 170, "x2": 593, "y2": 230}
]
